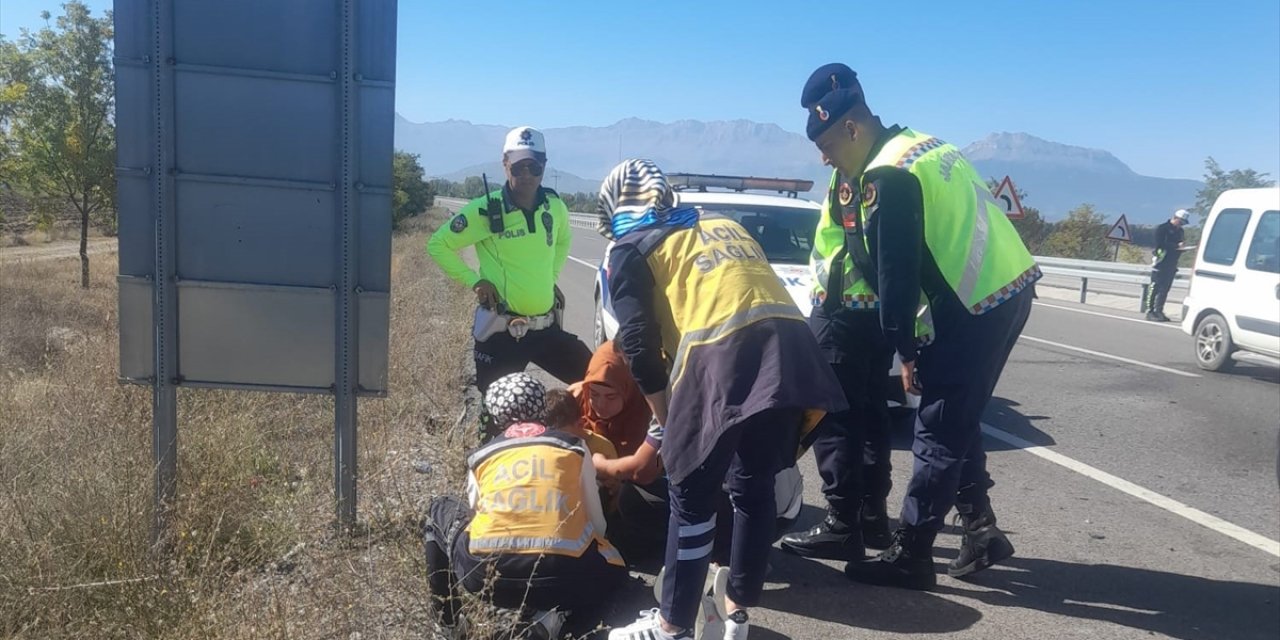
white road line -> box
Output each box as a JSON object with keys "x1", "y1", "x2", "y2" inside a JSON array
[
  {"x1": 982, "y1": 423, "x2": 1280, "y2": 558},
  {"x1": 1033, "y1": 302, "x2": 1182, "y2": 330},
  {"x1": 1019, "y1": 335, "x2": 1201, "y2": 378},
  {"x1": 567, "y1": 255, "x2": 597, "y2": 269}
]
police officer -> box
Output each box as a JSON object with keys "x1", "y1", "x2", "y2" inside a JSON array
[
  {"x1": 779, "y1": 171, "x2": 899, "y2": 561},
  {"x1": 1145, "y1": 209, "x2": 1190, "y2": 322},
  {"x1": 800, "y1": 64, "x2": 1041, "y2": 590},
  {"x1": 427, "y1": 126, "x2": 592, "y2": 394},
  {"x1": 599, "y1": 159, "x2": 845, "y2": 640}
]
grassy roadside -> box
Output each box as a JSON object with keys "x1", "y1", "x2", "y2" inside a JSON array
[{"x1": 0, "y1": 208, "x2": 476, "y2": 638}]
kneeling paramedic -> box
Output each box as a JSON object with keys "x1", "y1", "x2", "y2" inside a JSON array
[
  {"x1": 424, "y1": 373, "x2": 625, "y2": 638},
  {"x1": 426, "y1": 126, "x2": 592, "y2": 398},
  {"x1": 800, "y1": 64, "x2": 1040, "y2": 590},
  {"x1": 598, "y1": 160, "x2": 846, "y2": 640}
]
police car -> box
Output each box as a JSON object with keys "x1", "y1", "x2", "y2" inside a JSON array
[{"x1": 591, "y1": 173, "x2": 917, "y2": 410}]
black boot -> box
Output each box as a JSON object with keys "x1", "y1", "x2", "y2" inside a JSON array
[
  {"x1": 948, "y1": 506, "x2": 1015, "y2": 578},
  {"x1": 844, "y1": 527, "x2": 937, "y2": 591},
  {"x1": 860, "y1": 499, "x2": 894, "y2": 550},
  {"x1": 780, "y1": 508, "x2": 865, "y2": 561}
]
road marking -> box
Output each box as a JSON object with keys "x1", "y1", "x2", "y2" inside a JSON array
[
  {"x1": 1019, "y1": 335, "x2": 1201, "y2": 378},
  {"x1": 1033, "y1": 302, "x2": 1182, "y2": 330},
  {"x1": 567, "y1": 255, "x2": 597, "y2": 269},
  {"x1": 982, "y1": 423, "x2": 1280, "y2": 558}
]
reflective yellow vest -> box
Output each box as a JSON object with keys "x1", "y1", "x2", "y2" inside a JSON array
[
  {"x1": 811, "y1": 171, "x2": 878, "y2": 309},
  {"x1": 467, "y1": 432, "x2": 623, "y2": 566},
  {"x1": 861, "y1": 129, "x2": 1041, "y2": 315}
]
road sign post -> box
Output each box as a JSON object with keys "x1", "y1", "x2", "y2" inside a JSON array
[{"x1": 115, "y1": 0, "x2": 398, "y2": 538}]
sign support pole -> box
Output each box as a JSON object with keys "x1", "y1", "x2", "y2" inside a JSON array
[
  {"x1": 334, "y1": 0, "x2": 360, "y2": 530},
  {"x1": 148, "y1": 0, "x2": 180, "y2": 550}
]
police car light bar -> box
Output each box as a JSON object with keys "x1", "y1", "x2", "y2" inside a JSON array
[{"x1": 668, "y1": 173, "x2": 815, "y2": 197}]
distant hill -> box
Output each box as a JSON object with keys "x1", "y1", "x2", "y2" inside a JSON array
[
  {"x1": 396, "y1": 116, "x2": 1202, "y2": 224},
  {"x1": 438, "y1": 162, "x2": 600, "y2": 195}
]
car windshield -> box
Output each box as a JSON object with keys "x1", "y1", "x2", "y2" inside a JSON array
[{"x1": 692, "y1": 203, "x2": 819, "y2": 264}]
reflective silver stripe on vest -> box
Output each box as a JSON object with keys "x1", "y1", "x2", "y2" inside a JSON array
[
  {"x1": 469, "y1": 519, "x2": 601, "y2": 555},
  {"x1": 956, "y1": 190, "x2": 992, "y2": 312},
  {"x1": 669, "y1": 303, "x2": 804, "y2": 388},
  {"x1": 811, "y1": 245, "x2": 830, "y2": 292},
  {"x1": 467, "y1": 435, "x2": 586, "y2": 469}
]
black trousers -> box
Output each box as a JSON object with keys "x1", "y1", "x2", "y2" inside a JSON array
[
  {"x1": 423, "y1": 496, "x2": 624, "y2": 626},
  {"x1": 900, "y1": 292, "x2": 1033, "y2": 531},
  {"x1": 807, "y1": 310, "x2": 895, "y2": 519},
  {"x1": 659, "y1": 408, "x2": 801, "y2": 629},
  {"x1": 473, "y1": 323, "x2": 592, "y2": 392},
  {"x1": 1146, "y1": 266, "x2": 1177, "y2": 314}
]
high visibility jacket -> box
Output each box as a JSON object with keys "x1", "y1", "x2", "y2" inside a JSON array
[
  {"x1": 861, "y1": 129, "x2": 1040, "y2": 315},
  {"x1": 466, "y1": 430, "x2": 623, "y2": 566},
  {"x1": 812, "y1": 171, "x2": 878, "y2": 309},
  {"x1": 819, "y1": 168, "x2": 937, "y2": 345},
  {"x1": 611, "y1": 213, "x2": 846, "y2": 483},
  {"x1": 426, "y1": 187, "x2": 571, "y2": 316}
]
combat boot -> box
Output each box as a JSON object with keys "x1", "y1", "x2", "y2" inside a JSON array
[
  {"x1": 948, "y1": 505, "x2": 1015, "y2": 578},
  {"x1": 844, "y1": 527, "x2": 937, "y2": 591},
  {"x1": 780, "y1": 507, "x2": 865, "y2": 561},
  {"x1": 860, "y1": 498, "x2": 894, "y2": 550}
]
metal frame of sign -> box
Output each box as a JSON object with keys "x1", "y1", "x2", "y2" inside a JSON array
[
  {"x1": 993, "y1": 175, "x2": 1026, "y2": 219},
  {"x1": 113, "y1": 0, "x2": 397, "y2": 532}
]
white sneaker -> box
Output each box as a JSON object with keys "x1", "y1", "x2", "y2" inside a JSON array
[{"x1": 608, "y1": 609, "x2": 692, "y2": 640}]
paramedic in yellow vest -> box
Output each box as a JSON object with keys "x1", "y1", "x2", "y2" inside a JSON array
[
  {"x1": 800, "y1": 64, "x2": 1040, "y2": 591},
  {"x1": 780, "y1": 170, "x2": 900, "y2": 563},
  {"x1": 423, "y1": 373, "x2": 625, "y2": 638},
  {"x1": 426, "y1": 127, "x2": 592, "y2": 394},
  {"x1": 599, "y1": 160, "x2": 846, "y2": 640}
]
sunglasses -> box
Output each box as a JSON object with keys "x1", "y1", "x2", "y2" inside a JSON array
[{"x1": 509, "y1": 162, "x2": 545, "y2": 177}]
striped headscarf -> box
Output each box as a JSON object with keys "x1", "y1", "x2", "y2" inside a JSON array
[{"x1": 595, "y1": 159, "x2": 697, "y2": 240}]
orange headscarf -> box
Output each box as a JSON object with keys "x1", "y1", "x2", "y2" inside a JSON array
[{"x1": 569, "y1": 341, "x2": 652, "y2": 456}]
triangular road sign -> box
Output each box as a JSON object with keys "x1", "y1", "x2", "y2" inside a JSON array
[
  {"x1": 1107, "y1": 214, "x2": 1133, "y2": 242},
  {"x1": 992, "y1": 176, "x2": 1025, "y2": 219}
]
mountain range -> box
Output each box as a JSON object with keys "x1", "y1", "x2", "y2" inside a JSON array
[{"x1": 395, "y1": 115, "x2": 1201, "y2": 225}]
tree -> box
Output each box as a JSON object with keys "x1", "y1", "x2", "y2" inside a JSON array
[
  {"x1": 1, "y1": 2, "x2": 115, "y2": 288},
  {"x1": 1192, "y1": 157, "x2": 1275, "y2": 222},
  {"x1": 1041, "y1": 203, "x2": 1111, "y2": 260},
  {"x1": 462, "y1": 176, "x2": 486, "y2": 198},
  {"x1": 391, "y1": 150, "x2": 432, "y2": 230}
]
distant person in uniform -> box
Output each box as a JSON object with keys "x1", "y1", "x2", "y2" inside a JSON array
[
  {"x1": 1145, "y1": 209, "x2": 1190, "y2": 322},
  {"x1": 800, "y1": 63, "x2": 1040, "y2": 590},
  {"x1": 426, "y1": 126, "x2": 592, "y2": 399}
]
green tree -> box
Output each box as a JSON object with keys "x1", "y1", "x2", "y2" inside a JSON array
[
  {"x1": 1, "y1": 2, "x2": 115, "y2": 288},
  {"x1": 462, "y1": 176, "x2": 486, "y2": 198},
  {"x1": 1192, "y1": 157, "x2": 1275, "y2": 222},
  {"x1": 1041, "y1": 203, "x2": 1111, "y2": 260},
  {"x1": 391, "y1": 150, "x2": 433, "y2": 230}
]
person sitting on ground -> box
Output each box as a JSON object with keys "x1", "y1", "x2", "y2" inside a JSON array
[
  {"x1": 545, "y1": 387, "x2": 619, "y2": 460},
  {"x1": 423, "y1": 373, "x2": 626, "y2": 639},
  {"x1": 568, "y1": 339, "x2": 652, "y2": 456}
]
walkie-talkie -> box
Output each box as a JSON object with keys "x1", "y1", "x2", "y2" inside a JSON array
[{"x1": 481, "y1": 173, "x2": 504, "y2": 233}]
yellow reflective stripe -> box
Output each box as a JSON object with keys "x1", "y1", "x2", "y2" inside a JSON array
[{"x1": 669, "y1": 303, "x2": 803, "y2": 389}]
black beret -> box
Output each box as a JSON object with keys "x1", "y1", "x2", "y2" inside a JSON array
[{"x1": 802, "y1": 63, "x2": 862, "y2": 141}]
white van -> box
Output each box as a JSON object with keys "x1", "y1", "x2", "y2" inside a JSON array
[{"x1": 1181, "y1": 187, "x2": 1280, "y2": 371}]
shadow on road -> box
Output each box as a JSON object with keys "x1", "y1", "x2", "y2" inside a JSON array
[
  {"x1": 934, "y1": 555, "x2": 1280, "y2": 640},
  {"x1": 761, "y1": 551, "x2": 983, "y2": 635},
  {"x1": 1216, "y1": 361, "x2": 1280, "y2": 385},
  {"x1": 889, "y1": 396, "x2": 1057, "y2": 453}
]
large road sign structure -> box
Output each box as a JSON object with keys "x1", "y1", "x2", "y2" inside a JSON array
[{"x1": 114, "y1": 0, "x2": 398, "y2": 531}]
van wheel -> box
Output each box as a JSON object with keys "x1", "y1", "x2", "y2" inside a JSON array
[{"x1": 1194, "y1": 313, "x2": 1235, "y2": 371}]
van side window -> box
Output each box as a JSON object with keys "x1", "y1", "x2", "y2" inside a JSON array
[
  {"x1": 1244, "y1": 210, "x2": 1279, "y2": 274},
  {"x1": 1203, "y1": 208, "x2": 1252, "y2": 266}
]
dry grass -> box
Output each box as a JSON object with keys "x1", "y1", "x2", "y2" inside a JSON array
[{"x1": 0, "y1": 208, "x2": 483, "y2": 638}]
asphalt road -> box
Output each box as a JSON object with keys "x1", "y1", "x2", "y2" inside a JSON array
[{"x1": 438, "y1": 199, "x2": 1280, "y2": 640}]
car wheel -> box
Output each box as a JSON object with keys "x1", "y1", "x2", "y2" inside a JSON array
[
  {"x1": 1194, "y1": 313, "x2": 1235, "y2": 371},
  {"x1": 593, "y1": 292, "x2": 607, "y2": 349}
]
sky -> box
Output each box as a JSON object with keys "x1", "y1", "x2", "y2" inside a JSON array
[{"x1": 3, "y1": 0, "x2": 1278, "y2": 180}]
